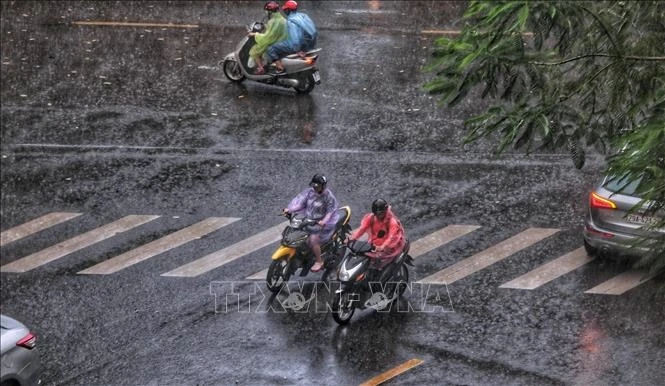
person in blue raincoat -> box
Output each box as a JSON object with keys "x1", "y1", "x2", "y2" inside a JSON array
[{"x1": 266, "y1": 0, "x2": 318, "y2": 73}]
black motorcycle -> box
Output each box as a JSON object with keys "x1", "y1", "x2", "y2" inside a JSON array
[
  {"x1": 266, "y1": 206, "x2": 352, "y2": 293},
  {"x1": 330, "y1": 239, "x2": 413, "y2": 325}
]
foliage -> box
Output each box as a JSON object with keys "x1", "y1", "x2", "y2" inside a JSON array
[{"x1": 423, "y1": 0, "x2": 665, "y2": 274}]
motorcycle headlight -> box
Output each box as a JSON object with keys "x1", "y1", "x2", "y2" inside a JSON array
[{"x1": 339, "y1": 270, "x2": 350, "y2": 282}]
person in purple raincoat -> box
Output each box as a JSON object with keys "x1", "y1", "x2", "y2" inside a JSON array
[{"x1": 283, "y1": 174, "x2": 339, "y2": 272}]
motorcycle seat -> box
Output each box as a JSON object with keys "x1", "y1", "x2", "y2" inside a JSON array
[{"x1": 285, "y1": 48, "x2": 321, "y2": 59}]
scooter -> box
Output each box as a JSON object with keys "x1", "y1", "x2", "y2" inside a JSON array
[
  {"x1": 221, "y1": 21, "x2": 322, "y2": 94},
  {"x1": 330, "y1": 239, "x2": 414, "y2": 325},
  {"x1": 266, "y1": 206, "x2": 352, "y2": 293}
]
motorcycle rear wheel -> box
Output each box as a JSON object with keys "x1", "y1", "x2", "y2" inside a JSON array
[
  {"x1": 223, "y1": 59, "x2": 245, "y2": 83},
  {"x1": 331, "y1": 291, "x2": 355, "y2": 325},
  {"x1": 266, "y1": 258, "x2": 290, "y2": 293},
  {"x1": 396, "y1": 264, "x2": 409, "y2": 297},
  {"x1": 294, "y1": 73, "x2": 316, "y2": 94},
  {"x1": 382, "y1": 264, "x2": 409, "y2": 308}
]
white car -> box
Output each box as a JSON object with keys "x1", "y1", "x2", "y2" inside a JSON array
[{"x1": 1, "y1": 314, "x2": 41, "y2": 386}]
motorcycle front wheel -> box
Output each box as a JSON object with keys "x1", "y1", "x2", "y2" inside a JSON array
[
  {"x1": 331, "y1": 291, "x2": 355, "y2": 325},
  {"x1": 266, "y1": 258, "x2": 290, "y2": 293},
  {"x1": 222, "y1": 59, "x2": 245, "y2": 83},
  {"x1": 294, "y1": 73, "x2": 316, "y2": 94}
]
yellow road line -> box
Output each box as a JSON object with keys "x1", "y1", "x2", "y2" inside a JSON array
[
  {"x1": 360, "y1": 358, "x2": 424, "y2": 386},
  {"x1": 72, "y1": 21, "x2": 199, "y2": 28}
]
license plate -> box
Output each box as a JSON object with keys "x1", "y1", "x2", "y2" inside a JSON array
[
  {"x1": 312, "y1": 71, "x2": 320, "y2": 83},
  {"x1": 626, "y1": 213, "x2": 662, "y2": 227}
]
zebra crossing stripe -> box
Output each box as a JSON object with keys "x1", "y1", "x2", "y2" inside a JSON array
[
  {"x1": 499, "y1": 247, "x2": 594, "y2": 290},
  {"x1": 0, "y1": 215, "x2": 160, "y2": 273},
  {"x1": 246, "y1": 268, "x2": 267, "y2": 280},
  {"x1": 245, "y1": 224, "x2": 481, "y2": 280},
  {"x1": 585, "y1": 270, "x2": 655, "y2": 295},
  {"x1": 417, "y1": 227, "x2": 560, "y2": 285},
  {"x1": 0, "y1": 212, "x2": 83, "y2": 247},
  {"x1": 409, "y1": 225, "x2": 481, "y2": 258},
  {"x1": 78, "y1": 217, "x2": 239, "y2": 275},
  {"x1": 161, "y1": 222, "x2": 288, "y2": 277}
]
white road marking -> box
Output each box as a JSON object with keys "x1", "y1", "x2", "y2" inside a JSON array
[
  {"x1": 246, "y1": 268, "x2": 268, "y2": 280},
  {"x1": 244, "y1": 224, "x2": 481, "y2": 280},
  {"x1": 78, "y1": 217, "x2": 239, "y2": 275},
  {"x1": 72, "y1": 21, "x2": 199, "y2": 28},
  {"x1": 0, "y1": 212, "x2": 82, "y2": 246},
  {"x1": 500, "y1": 247, "x2": 594, "y2": 290},
  {"x1": 409, "y1": 225, "x2": 481, "y2": 258},
  {"x1": 417, "y1": 228, "x2": 560, "y2": 285},
  {"x1": 585, "y1": 270, "x2": 655, "y2": 295},
  {"x1": 0, "y1": 215, "x2": 160, "y2": 273},
  {"x1": 161, "y1": 222, "x2": 287, "y2": 277}
]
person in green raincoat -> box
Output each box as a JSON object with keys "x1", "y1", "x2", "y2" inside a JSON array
[{"x1": 248, "y1": 1, "x2": 287, "y2": 75}]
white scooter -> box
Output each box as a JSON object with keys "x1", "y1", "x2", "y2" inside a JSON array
[{"x1": 220, "y1": 21, "x2": 321, "y2": 94}]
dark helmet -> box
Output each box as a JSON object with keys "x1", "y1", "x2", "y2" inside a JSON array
[
  {"x1": 310, "y1": 174, "x2": 327, "y2": 190},
  {"x1": 372, "y1": 198, "x2": 388, "y2": 215},
  {"x1": 264, "y1": 1, "x2": 280, "y2": 12},
  {"x1": 283, "y1": 0, "x2": 298, "y2": 11}
]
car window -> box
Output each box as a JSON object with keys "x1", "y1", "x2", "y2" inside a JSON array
[{"x1": 604, "y1": 175, "x2": 644, "y2": 196}]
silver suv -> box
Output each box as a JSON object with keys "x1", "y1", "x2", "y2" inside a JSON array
[
  {"x1": 583, "y1": 175, "x2": 664, "y2": 258},
  {"x1": 0, "y1": 314, "x2": 41, "y2": 386}
]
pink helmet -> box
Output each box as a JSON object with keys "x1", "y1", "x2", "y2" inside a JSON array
[
  {"x1": 264, "y1": 1, "x2": 280, "y2": 12},
  {"x1": 282, "y1": 0, "x2": 298, "y2": 11}
]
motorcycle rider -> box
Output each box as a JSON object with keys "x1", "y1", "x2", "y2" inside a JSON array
[
  {"x1": 267, "y1": 0, "x2": 318, "y2": 73},
  {"x1": 348, "y1": 199, "x2": 407, "y2": 270},
  {"x1": 283, "y1": 174, "x2": 339, "y2": 272},
  {"x1": 248, "y1": 1, "x2": 287, "y2": 75}
]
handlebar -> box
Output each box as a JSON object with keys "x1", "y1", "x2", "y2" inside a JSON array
[{"x1": 281, "y1": 211, "x2": 318, "y2": 227}]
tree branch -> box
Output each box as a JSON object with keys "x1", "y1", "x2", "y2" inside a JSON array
[{"x1": 532, "y1": 53, "x2": 665, "y2": 66}]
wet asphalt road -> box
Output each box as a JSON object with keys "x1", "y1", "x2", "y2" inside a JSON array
[{"x1": 2, "y1": 1, "x2": 664, "y2": 385}]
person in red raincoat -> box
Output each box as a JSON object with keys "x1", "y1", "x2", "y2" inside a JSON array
[{"x1": 348, "y1": 199, "x2": 406, "y2": 269}]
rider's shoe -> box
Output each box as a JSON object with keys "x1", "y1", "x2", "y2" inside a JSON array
[{"x1": 311, "y1": 261, "x2": 324, "y2": 272}]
